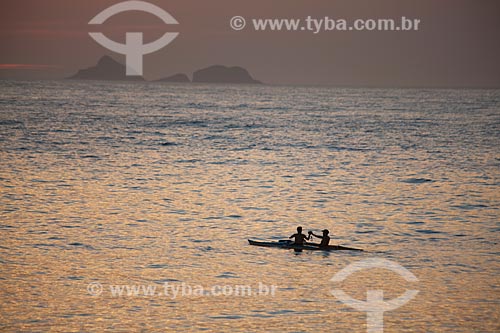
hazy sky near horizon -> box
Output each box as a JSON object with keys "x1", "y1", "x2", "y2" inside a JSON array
[{"x1": 0, "y1": 0, "x2": 499, "y2": 87}]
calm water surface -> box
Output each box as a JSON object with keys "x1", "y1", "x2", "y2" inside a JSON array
[{"x1": 0, "y1": 81, "x2": 499, "y2": 332}]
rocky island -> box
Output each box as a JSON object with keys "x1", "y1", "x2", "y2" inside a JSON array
[
  {"x1": 68, "y1": 56, "x2": 144, "y2": 81},
  {"x1": 69, "y1": 57, "x2": 261, "y2": 84},
  {"x1": 192, "y1": 65, "x2": 261, "y2": 84}
]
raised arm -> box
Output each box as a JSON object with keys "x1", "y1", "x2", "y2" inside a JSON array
[{"x1": 311, "y1": 232, "x2": 324, "y2": 239}]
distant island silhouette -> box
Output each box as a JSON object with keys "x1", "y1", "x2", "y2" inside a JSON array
[
  {"x1": 68, "y1": 56, "x2": 144, "y2": 81},
  {"x1": 192, "y1": 65, "x2": 261, "y2": 84},
  {"x1": 69, "y1": 56, "x2": 261, "y2": 84}
]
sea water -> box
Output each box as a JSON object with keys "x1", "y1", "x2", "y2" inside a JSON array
[{"x1": 0, "y1": 80, "x2": 499, "y2": 332}]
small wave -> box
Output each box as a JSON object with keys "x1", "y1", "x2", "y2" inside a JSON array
[
  {"x1": 415, "y1": 229, "x2": 443, "y2": 234},
  {"x1": 208, "y1": 315, "x2": 245, "y2": 320},
  {"x1": 153, "y1": 278, "x2": 180, "y2": 284},
  {"x1": 147, "y1": 263, "x2": 169, "y2": 269},
  {"x1": 169, "y1": 119, "x2": 208, "y2": 128},
  {"x1": 186, "y1": 102, "x2": 216, "y2": 109},
  {"x1": 207, "y1": 161, "x2": 228, "y2": 165},
  {"x1": 198, "y1": 246, "x2": 214, "y2": 252},
  {"x1": 305, "y1": 173, "x2": 329, "y2": 178},
  {"x1": 175, "y1": 159, "x2": 201, "y2": 163},
  {"x1": 267, "y1": 309, "x2": 296, "y2": 315},
  {"x1": 232, "y1": 146, "x2": 253, "y2": 151},
  {"x1": 452, "y1": 204, "x2": 488, "y2": 210},
  {"x1": 33, "y1": 243, "x2": 61, "y2": 249},
  {"x1": 108, "y1": 245, "x2": 136, "y2": 250},
  {"x1": 249, "y1": 313, "x2": 274, "y2": 319},
  {"x1": 256, "y1": 106, "x2": 289, "y2": 111},
  {"x1": 0, "y1": 120, "x2": 23, "y2": 126},
  {"x1": 160, "y1": 142, "x2": 178, "y2": 146},
  {"x1": 242, "y1": 207, "x2": 269, "y2": 211},
  {"x1": 401, "y1": 178, "x2": 434, "y2": 184},
  {"x1": 52, "y1": 129, "x2": 73, "y2": 133},
  {"x1": 66, "y1": 276, "x2": 84, "y2": 281},
  {"x1": 215, "y1": 272, "x2": 239, "y2": 279},
  {"x1": 328, "y1": 146, "x2": 373, "y2": 152},
  {"x1": 68, "y1": 242, "x2": 95, "y2": 250}
]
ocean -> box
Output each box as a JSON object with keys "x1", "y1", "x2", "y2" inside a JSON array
[{"x1": 0, "y1": 80, "x2": 499, "y2": 332}]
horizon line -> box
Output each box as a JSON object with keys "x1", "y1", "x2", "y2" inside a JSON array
[{"x1": 1, "y1": 76, "x2": 499, "y2": 90}]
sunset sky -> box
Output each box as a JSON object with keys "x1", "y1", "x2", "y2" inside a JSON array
[{"x1": 0, "y1": 0, "x2": 499, "y2": 87}]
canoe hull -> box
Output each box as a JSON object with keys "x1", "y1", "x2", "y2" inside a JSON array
[{"x1": 248, "y1": 239, "x2": 363, "y2": 252}]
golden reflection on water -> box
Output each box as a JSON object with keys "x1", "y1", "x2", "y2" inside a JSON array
[{"x1": 2, "y1": 145, "x2": 499, "y2": 332}]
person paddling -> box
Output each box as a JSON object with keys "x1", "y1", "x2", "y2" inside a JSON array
[
  {"x1": 289, "y1": 226, "x2": 311, "y2": 245},
  {"x1": 309, "y1": 229, "x2": 331, "y2": 248}
]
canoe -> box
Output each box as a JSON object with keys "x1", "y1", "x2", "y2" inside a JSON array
[{"x1": 248, "y1": 239, "x2": 363, "y2": 251}]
